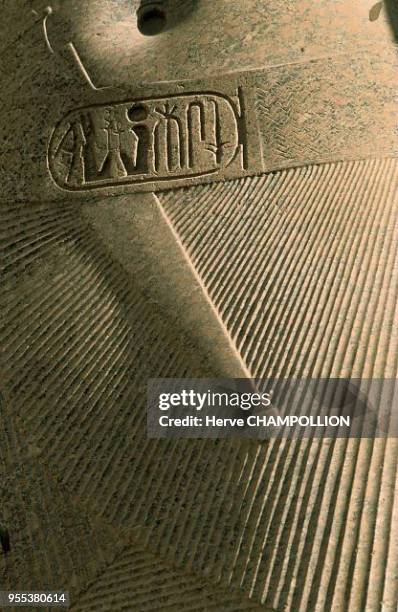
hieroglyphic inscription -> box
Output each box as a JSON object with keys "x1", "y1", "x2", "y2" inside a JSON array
[
  {"x1": 49, "y1": 92, "x2": 244, "y2": 190},
  {"x1": 45, "y1": 52, "x2": 398, "y2": 197}
]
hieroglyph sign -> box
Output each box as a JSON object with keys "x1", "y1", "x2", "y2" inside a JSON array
[{"x1": 48, "y1": 91, "x2": 245, "y2": 191}]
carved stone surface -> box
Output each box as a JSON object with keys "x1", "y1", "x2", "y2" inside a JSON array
[
  {"x1": 1, "y1": 1, "x2": 398, "y2": 203},
  {"x1": 1, "y1": 2, "x2": 398, "y2": 611},
  {"x1": 44, "y1": 51, "x2": 398, "y2": 195},
  {"x1": 49, "y1": 92, "x2": 244, "y2": 190}
]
